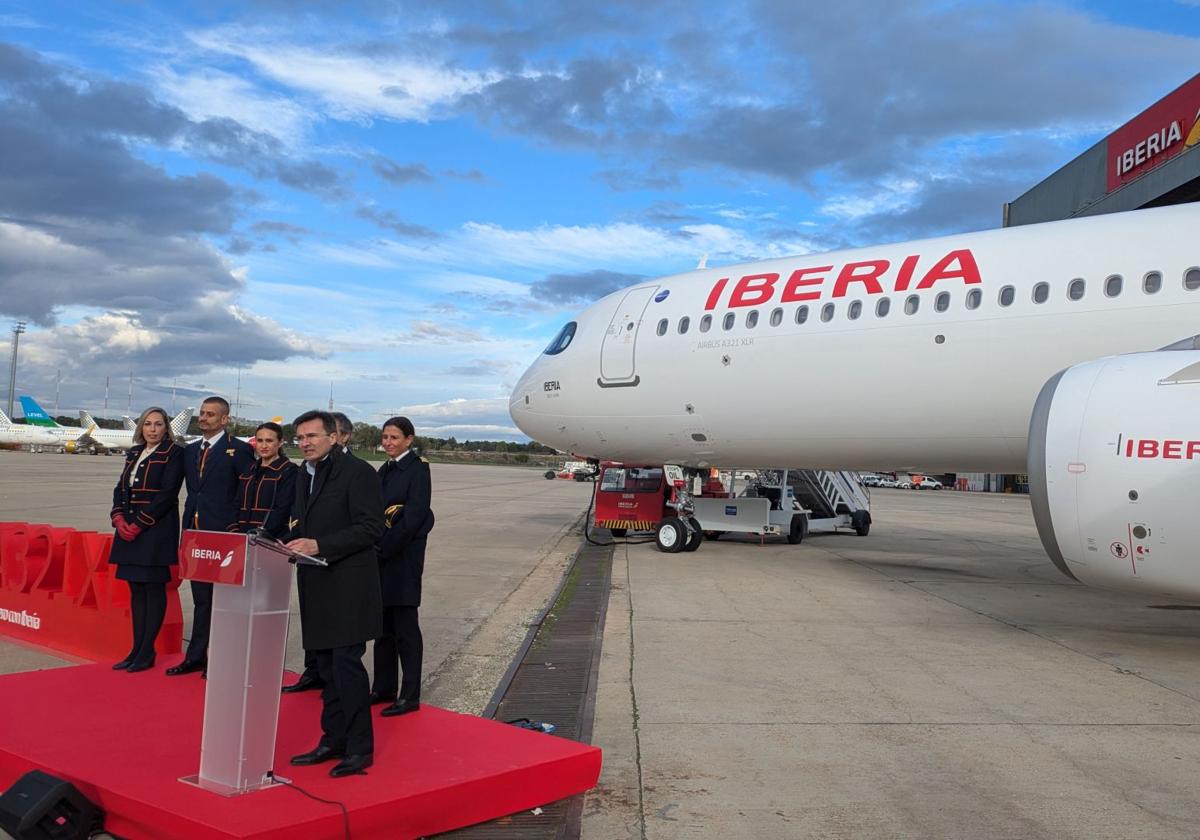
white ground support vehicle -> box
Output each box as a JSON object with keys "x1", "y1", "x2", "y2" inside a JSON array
[{"x1": 653, "y1": 467, "x2": 872, "y2": 552}]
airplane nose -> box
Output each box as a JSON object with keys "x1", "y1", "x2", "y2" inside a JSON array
[{"x1": 509, "y1": 360, "x2": 545, "y2": 439}]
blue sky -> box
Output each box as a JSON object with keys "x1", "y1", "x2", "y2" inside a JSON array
[{"x1": 1, "y1": 1, "x2": 1197, "y2": 438}]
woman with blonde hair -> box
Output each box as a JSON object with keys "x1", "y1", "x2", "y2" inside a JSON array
[{"x1": 108, "y1": 406, "x2": 185, "y2": 672}]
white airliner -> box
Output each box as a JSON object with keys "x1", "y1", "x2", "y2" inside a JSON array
[
  {"x1": 76, "y1": 408, "x2": 194, "y2": 453},
  {"x1": 0, "y1": 408, "x2": 60, "y2": 447},
  {"x1": 10, "y1": 399, "x2": 193, "y2": 454},
  {"x1": 510, "y1": 203, "x2": 1200, "y2": 600}
]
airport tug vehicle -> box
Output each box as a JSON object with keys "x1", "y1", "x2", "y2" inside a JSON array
[{"x1": 593, "y1": 463, "x2": 872, "y2": 553}]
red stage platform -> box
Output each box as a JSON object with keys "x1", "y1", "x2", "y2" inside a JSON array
[{"x1": 0, "y1": 664, "x2": 601, "y2": 839}]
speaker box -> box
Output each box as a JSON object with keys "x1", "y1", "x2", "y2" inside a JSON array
[{"x1": 0, "y1": 771, "x2": 103, "y2": 840}]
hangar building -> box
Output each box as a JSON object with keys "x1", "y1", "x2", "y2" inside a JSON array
[{"x1": 1005, "y1": 73, "x2": 1200, "y2": 227}]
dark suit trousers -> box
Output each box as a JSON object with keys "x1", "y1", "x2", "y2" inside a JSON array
[
  {"x1": 315, "y1": 643, "x2": 373, "y2": 756},
  {"x1": 373, "y1": 606, "x2": 422, "y2": 701},
  {"x1": 184, "y1": 580, "x2": 213, "y2": 663},
  {"x1": 301, "y1": 649, "x2": 320, "y2": 680}
]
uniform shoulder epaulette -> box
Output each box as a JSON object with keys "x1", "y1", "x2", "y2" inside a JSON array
[{"x1": 420, "y1": 456, "x2": 429, "y2": 463}]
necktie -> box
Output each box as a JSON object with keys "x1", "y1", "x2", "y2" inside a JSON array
[{"x1": 199, "y1": 440, "x2": 211, "y2": 478}]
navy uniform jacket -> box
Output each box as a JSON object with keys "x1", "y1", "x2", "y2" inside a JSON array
[
  {"x1": 286, "y1": 447, "x2": 384, "y2": 650},
  {"x1": 378, "y1": 453, "x2": 434, "y2": 606},
  {"x1": 182, "y1": 432, "x2": 256, "y2": 532},
  {"x1": 234, "y1": 455, "x2": 298, "y2": 538},
  {"x1": 109, "y1": 441, "x2": 185, "y2": 568}
]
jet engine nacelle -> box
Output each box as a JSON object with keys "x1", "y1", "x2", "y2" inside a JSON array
[{"x1": 1029, "y1": 350, "x2": 1200, "y2": 601}]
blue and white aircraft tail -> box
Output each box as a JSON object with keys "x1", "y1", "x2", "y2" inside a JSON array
[{"x1": 19, "y1": 396, "x2": 59, "y2": 427}]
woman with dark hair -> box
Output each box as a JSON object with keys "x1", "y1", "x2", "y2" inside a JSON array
[
  {"x1": 370, "y1": 416, "x2": 434, "y2": 716},
  {"x1": 235, "y1": 421, "x2": 298, "y2": 537},
  {"x1": 109, "y1": 406, "x2": 185, "y2": 672}
]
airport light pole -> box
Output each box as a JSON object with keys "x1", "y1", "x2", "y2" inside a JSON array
[{"x1": 6, "y1": 321, "x2": 26, "y2": 420}]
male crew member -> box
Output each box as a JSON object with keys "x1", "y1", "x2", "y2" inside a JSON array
[
  {"x1": 284, "y1": 412, "x2": 353, "y2": 693},
  {"x1": 332, "y1": 412, "x2": 353, "y2": 454},
  {"x1": 168, "y1": 396, "x2": 254, "y2": 676},
  {"x1": 286, "y1": 410, "x2": 384, "y2": 778}
]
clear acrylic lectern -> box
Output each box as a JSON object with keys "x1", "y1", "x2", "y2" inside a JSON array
[{"x1": 176, "y1": 530, "x2": 323, "y2": 796}]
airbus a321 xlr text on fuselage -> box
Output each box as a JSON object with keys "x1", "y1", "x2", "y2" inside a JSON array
[{"x1": 510, "y1": 204, "x2": 1200, "y2": 600}]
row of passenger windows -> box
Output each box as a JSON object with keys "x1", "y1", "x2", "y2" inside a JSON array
[{"x1": 655, "y1": 268, "x2": 1200, "y2": 336}]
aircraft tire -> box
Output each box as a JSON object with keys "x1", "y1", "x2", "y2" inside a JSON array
[
  {"x1": 787, "y1": 514, "x2": 808, "y2": 545},
  {"x1": 682, "y1": 518, "x2": 703, "y2": 552},
  {"x1": 655, "y1": 517, "x2": 687, "y2": 553}
]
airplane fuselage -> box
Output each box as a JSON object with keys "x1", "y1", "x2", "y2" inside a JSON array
[{"x1": 511, "y1": 204, "x2": 1200, "y2": 473}]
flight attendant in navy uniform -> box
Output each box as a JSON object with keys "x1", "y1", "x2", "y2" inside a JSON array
[
  {"x1": 168, "y1": 396, "x2": 255, "y2": 676},
  {"x1": 109, "y1": 407, "x2": 185, "y2": 672},
  {"x1": 234, "y1": 421, "x2": 298, "y2": 538},
  {"x1": 370, "y1": 416, "x2": 434, "y2": 717}
]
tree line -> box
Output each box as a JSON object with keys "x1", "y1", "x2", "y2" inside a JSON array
[{"x1": 42, "y1": 416, "x2": 553, "y2": 454}]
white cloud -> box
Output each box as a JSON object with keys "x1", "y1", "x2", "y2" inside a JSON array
[
  {"x1": 820, "y1": 178, "x2": 923, "y2": 221},
  {"x1": 0, "y1": 220, "x2": 94, "y2": 266},
  {"x1": 395, "y1": 397, "x2": 509, "y2": 420},
  {"x1": 393, "y1": 320, "x2": 488, "y2": 345},
  {"x1": 305, "y1": 218, "x2": 822, "y2": 287},
  {"x1": 420, "y1": 423, "x2": 524, "y2": 438},
  {"x1": 188, "y1": 27, "x2": 496, "y2": 123},
  {"x1": 153, "y1": 65, "x2": 315, "y2": 144}
]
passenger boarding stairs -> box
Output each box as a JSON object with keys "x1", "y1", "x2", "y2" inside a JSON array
[{"x1": 745, "y1": 469, "x2": 871, "y2": 534}]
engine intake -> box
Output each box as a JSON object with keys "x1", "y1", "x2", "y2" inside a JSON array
[{"x1": 1028, "y1": 350, "x2": 1200, "y2": 601}]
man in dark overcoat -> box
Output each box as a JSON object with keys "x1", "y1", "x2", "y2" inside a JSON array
[
  {"x1": 169, "y1": 395, "x2": 255, "y2": 676},
  {"x1": 285, "y1": 410, "x2": 384, "y2": 778},
  {"x1": 283, "y1": 410, "x2": 355, "y2": 694}
]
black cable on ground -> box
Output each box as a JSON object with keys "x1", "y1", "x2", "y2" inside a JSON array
[
  {"x1": 581, "y1": 472, "x2": 656, "y2": 546},
  {"x1": 268, "y1": 772, "x2": 352, "y2": 840}
]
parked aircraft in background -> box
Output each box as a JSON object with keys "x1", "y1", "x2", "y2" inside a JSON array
[
  {"x1": 79, "y1": 408, "x2": 193, "y2": 451},
  {"x1": 18, "y1": 397, "x2": 59, "y2": 428},
  {"x1": 510, "y1": 203, "x2": 1200, "y2": 601},
  {"x1": 12, "y1": 397, "x2": 192, "y2": 454},
  {"x1": 0, "y1": 408, "x2": 60, "y2": 448}
]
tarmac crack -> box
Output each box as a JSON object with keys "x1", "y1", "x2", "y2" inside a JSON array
[{"x1": 622, "y1": 541, "x2": 649, "y2": 840}]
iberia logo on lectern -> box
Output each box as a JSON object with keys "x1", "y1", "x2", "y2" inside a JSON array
[{"x1": 179, "y1": 530, "x2": 248, "y2": 585}]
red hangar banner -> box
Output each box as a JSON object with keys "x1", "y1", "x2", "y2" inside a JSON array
[
  {"x1": 0, "y1": 521, "x2": 184, "y2": 661},
  {"x1": 1107, "y1": 73, "x2": 1200, "y2": 193}
]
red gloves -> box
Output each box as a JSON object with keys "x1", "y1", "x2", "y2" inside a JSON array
[{"x1": 113, "y1": 515, "x2": 142, "y2": 542}]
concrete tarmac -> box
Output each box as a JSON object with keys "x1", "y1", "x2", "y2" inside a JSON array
[
  {"x1": 0, "y1": 450, "x2": 594, "y2": 715},
  {"x1": 586, "y1": 488, "x2": 1200, "y2": 840},
  {"x1": 7, "y1": 451, "x2": 1200, "y2": 838}
]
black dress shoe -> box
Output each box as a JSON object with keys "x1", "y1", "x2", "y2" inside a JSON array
[
  {"x1": 380, "y1": 698, "x2": 420, "y2": 717},
  {"x1": 290, "y1": 744, "x2": 344, "y2": 766},
  {"x1": 127, "y1": 657, "x2": 156, "y2": 673},
  {"x1": 165, "y1": 660, "x2": 206, "y2": 676},
  {"x1": 112, "y1": 657, "x2": 134, "y2": 671},
  {"x1": 281, "y1": 673, "x2": 325, "y2": 694},
  {"x1": 330, "y1": 753, "x2": 373, "y2": 777},
  {"x1": 367, "y1": 690, "x2": 397, "y2": 705}
]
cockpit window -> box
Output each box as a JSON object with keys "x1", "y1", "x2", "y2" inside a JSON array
[{"x1": 543, "y1": 321, "x2": 577, "y2": 355}]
